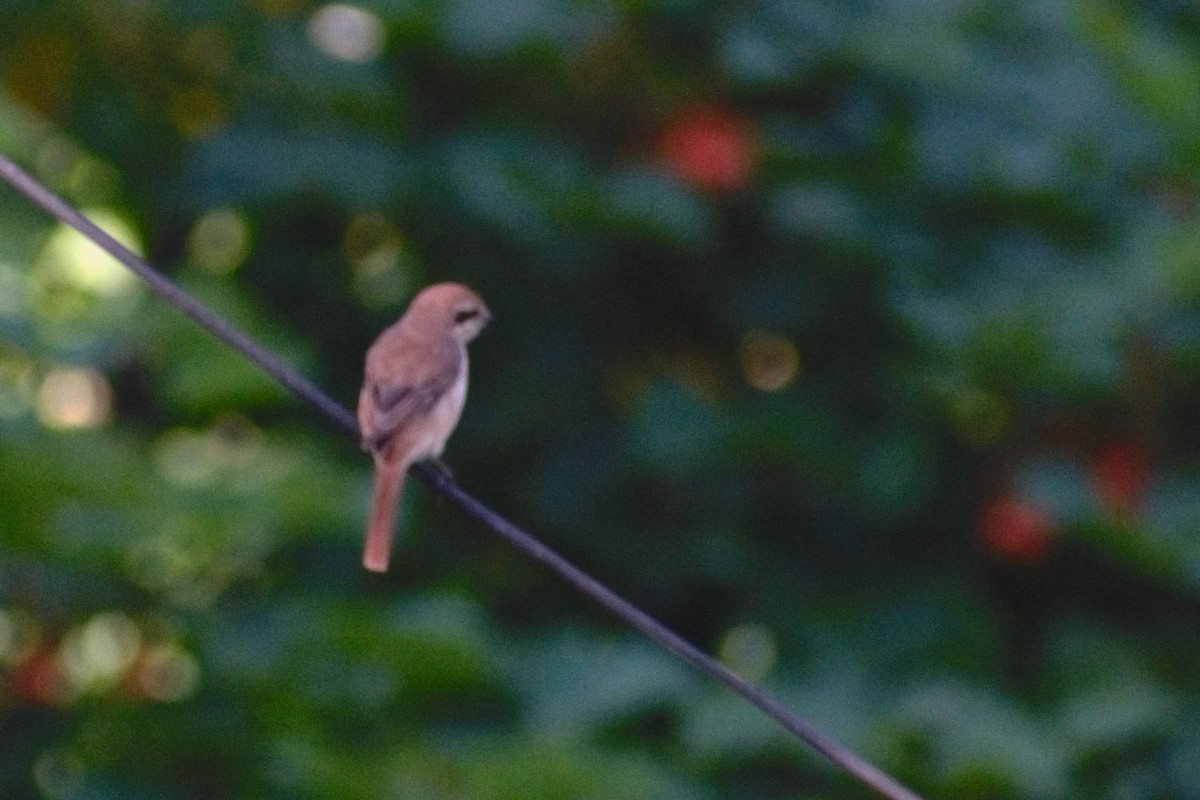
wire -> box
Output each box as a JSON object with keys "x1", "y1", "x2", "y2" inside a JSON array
[{"x1": 0, "y1": 152, "x2": 924, "y2": 800}]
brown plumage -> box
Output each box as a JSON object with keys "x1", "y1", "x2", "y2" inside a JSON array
[{"x1": 357, "y1": 283, "x2": 490, "y2": 572}]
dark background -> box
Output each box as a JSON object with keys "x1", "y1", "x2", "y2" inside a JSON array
[{"x1": 2, "y1": 1, "x2": 1200, "y2": 798}]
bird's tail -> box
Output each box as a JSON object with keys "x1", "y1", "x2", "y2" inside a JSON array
[{"x1": 364, "y1": 461, "x2": 406, "y2": 572}]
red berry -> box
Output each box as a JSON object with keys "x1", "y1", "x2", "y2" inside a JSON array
[
  {"x1": 10, "y1": 647, "x2": 68, "y2": 705},
  {"x1": 979, "y1": 495, "x2": 1055, "y2": 562},
  {"x1": 659, "y1": 106, "x2": 756, "y2": 192}
]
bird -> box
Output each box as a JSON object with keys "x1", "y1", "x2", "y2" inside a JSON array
[{"x1": 357, "y1": 282, "x2": 490, "y2": 572}]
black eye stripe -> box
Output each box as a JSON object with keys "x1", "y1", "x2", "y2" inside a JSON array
[{"x1": 454, "y1": 308, "x2": 480, "y2": 324}]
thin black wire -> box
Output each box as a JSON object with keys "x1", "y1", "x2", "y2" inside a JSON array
[{"x1": 0, "y1": 152, "x2": 924, "y2": 800}]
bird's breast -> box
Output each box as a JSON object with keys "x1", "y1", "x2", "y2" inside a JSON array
[{"x1": 411, "y1": 356, "x2": 468, "y2": 461}]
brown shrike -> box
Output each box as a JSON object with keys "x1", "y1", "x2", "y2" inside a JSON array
[{"x1": 357, "y1": 282, "x2": 490, "y2": 573}]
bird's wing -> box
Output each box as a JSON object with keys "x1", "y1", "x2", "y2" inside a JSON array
[{"x1": 359, "y1": 344, "x2": 462, "y2": 453}]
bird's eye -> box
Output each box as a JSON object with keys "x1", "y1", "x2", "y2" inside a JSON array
[{"x1": 454, "y1": 308, "x2": 480, "y2": 324}]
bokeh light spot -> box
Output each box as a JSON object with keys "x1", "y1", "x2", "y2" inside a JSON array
[
  {"x1": 124, "y1": 533, "x2": 193, "y2": 593},
  {"x1": 345, "y1": 212, "x2": 411, "y2": 307},
  {"x1": 660, "y1": 106, "x2": 756, "y2": 192},
  {"x1": 344, "y1": 212, "x2": 399, "y2": 263},
  {"x1": 32, "y1": 749, "x2": 84, "y2": 800},
  {"x1": 37, "y1": 212, "x2": 141, "y2": 294},
  {"x1": 154, "y1": 429, "x2": 219, "y2": 486},
  {"x1": 14, "y1": 647, "x2": 73, "y2": 705},
  {"x1": 152, "y1": 419, "x2": 267, "y2": 488},
  {"x1": 718, "y1": 623, "x2": 778, "y2": 681},
  {"x1": 979, "y1": 495, "x2": 1055, "y2": 562},
  {"x1": 134, "y1": 644, "x2": 201, "y2": 702},
  {"x1": 35, "y1": 367, "x2": 113, "y2": 430},
  {"x1": 188, "y1": 208, "x2": 251, "y2": 274},
  {"x1": 71, "y1": 162, "x2": 121, "y2": 206},
  {"x1": 740, "y1": 330, "x2": 799, "y2": 391},
  {"x1": 308, "y1": 4, "x2": 386, "y2": 63},
  {"x1": 49, "y1": 149, "x2": 121, "y2": 205},
  {"x1": 58, "y1": 612, "x2": 142, "y2": 693},
  {"x1": 28, "y1": 211, "x2": 143, "y2": 325}
]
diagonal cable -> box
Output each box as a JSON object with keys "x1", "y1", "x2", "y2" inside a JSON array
[{"x1": 0, "y1": 152, "x2": 924, "y2": 800}]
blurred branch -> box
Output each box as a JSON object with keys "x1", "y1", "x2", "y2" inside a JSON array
[{"x1": 0, "y1": 152, "x2": 924, "y2": 800}]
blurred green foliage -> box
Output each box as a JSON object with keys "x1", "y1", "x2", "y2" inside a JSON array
[{"x1": 2, "y1": 1, "x2": 1200, "y2": 798}]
